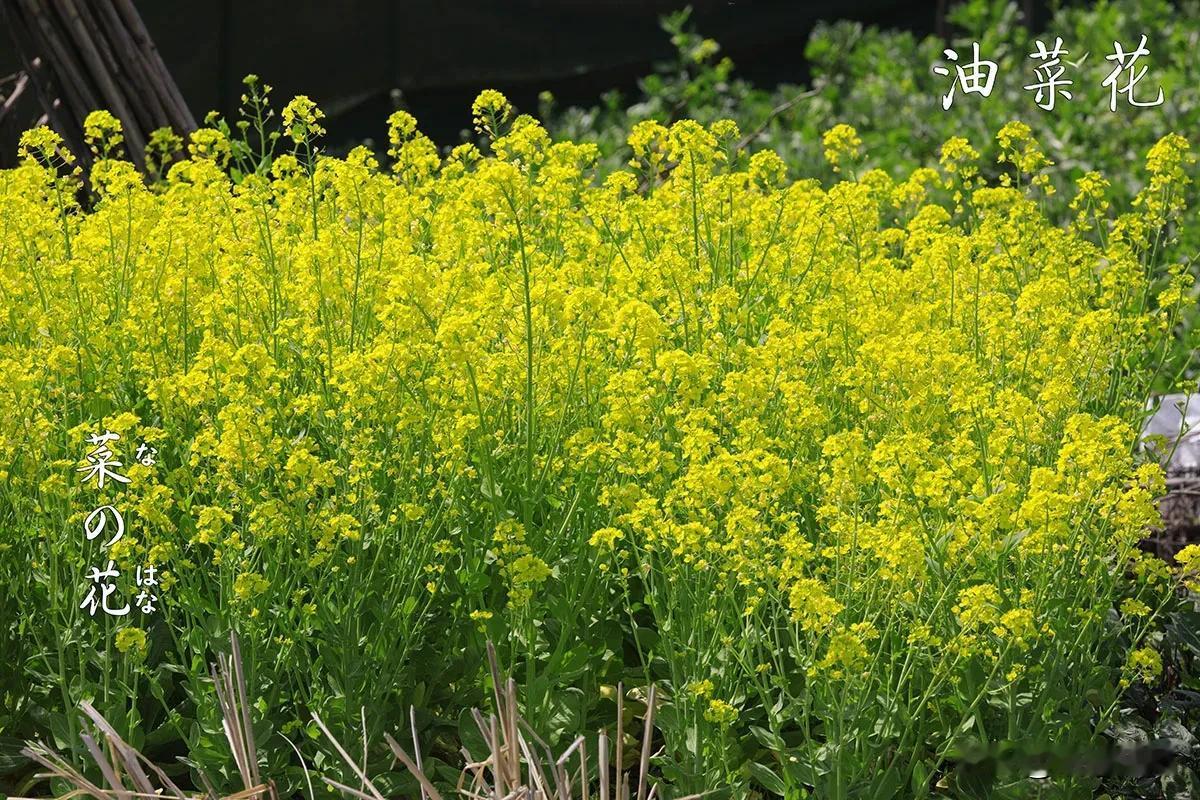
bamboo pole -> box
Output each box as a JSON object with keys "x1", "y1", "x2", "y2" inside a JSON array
[{"x1": 1, "y1": 0, "x2": 196, "y2": 172}]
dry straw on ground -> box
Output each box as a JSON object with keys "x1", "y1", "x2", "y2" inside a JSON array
[{"x1": 16, "y1": 636, "x2": 690, "y2": 800}]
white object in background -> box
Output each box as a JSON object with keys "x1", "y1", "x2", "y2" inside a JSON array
[{"x1": 1142, "y1": 394, "x2": 1200, "y2": 472}]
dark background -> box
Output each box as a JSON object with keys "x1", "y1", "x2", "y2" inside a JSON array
[{"x1": 1, "y1": 1, "x2": 1052, "y2": 153}]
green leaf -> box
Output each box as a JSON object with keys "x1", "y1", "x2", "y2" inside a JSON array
[
  {"x1": 749, "y1": 761, "x2": 788, "y2": 796},
  {"x1": 911, "y1": 760, "x2": 930, "y2": 796},
  {"x1": 749, "y1": 725, "x2": 785, "y2": 752}
]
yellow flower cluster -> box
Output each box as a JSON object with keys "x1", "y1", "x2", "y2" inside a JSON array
[
  {"x1": 281, "y1": 95, "x2": 326, "y2": 143},
  {"x1": 0, "y1": 95, "x2": 1192, "y2": 791},
  {"x1": 821, "y1": 123, "x2": 862, "y2": 173},
  {"x1": 114, "y1": 626, "x2": 148, "y2": 657}
]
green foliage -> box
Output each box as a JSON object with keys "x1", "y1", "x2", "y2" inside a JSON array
[
  {"x1": 547, "y1": 0, "x2": 1200, "y2": 384},
  {"x1": 2, "y1": 4, "x2": 1200, "y2": 800}
]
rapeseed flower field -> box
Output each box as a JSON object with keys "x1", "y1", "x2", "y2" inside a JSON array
[{"x1": 1, "y1": 89, "x2": 1197, "y2": 798}]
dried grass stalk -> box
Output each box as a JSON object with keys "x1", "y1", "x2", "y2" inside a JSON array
[
  {"x1": 18, "y1": 631, "x2": 273, "y2": 800},
  {"x1": 318, "y1": 644, "x2": 687, "y2": 800}
]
